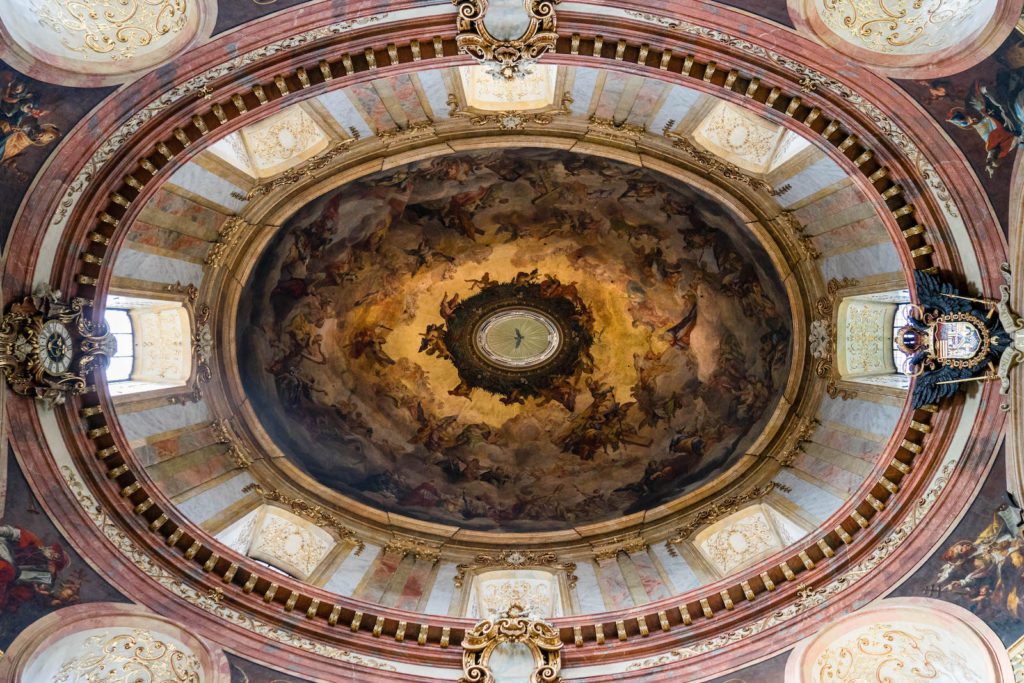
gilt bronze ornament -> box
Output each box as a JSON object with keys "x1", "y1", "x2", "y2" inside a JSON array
[
  {"x1": 453, "y1": 0, "x2": 561, "y2": 80},
  {"x1": 903, "y1": 270, "x2": 1015, "y2": 409},
  {"x1": 459, "y1": 602, "x2": 562, "y2": 683},
  {"x1": 0, "y1": 288, "x2": 115, "y2": 406}
]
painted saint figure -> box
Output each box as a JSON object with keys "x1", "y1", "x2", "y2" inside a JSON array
[{"x1": 0, "y1": 523, "x2": 70, "y2": 614}]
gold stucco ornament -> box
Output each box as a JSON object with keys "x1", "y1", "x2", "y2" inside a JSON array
[
  {"x1": 0, "y1": 286, "x2": 115, "y2": 406},
  {"x1": 460, "y1": 602, "x2": 563, "y2": 683},
  {"x1": 452, "y1": 0, "x2": 561, "y2": 80}
]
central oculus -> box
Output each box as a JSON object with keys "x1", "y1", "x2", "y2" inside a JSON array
[
  {"x1": 419, "y1": 272, "x2": 595, "y2": 406},
  {"x1": 475, "y1": 308, "x2": 561, "y2": 369}
]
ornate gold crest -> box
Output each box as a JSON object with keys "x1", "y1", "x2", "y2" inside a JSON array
[
  {"x1": 0, "y1": 288, "x2": 115, "y2": 405},
  {"x1": 459, "y1": 603, "x2": 563, "y2": 683},
  {"x1": 452, "y1": 0, "x2": 561, "y2": 80}
]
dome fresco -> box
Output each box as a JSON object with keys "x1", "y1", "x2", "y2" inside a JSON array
[
  {"x1": 0, "y1": 1, "x2": 1018, "y2": 679},
  {"x1": 238, "y1": 149, "x2": 792, "y2": 531}
]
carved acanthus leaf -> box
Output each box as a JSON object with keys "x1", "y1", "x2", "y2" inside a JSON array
[
  {"x1": 382, "y1": 536, "x2": 442, "y2": 563},
  {"x1": 591, "y1": 533, "x2": 648, "y2": 562}
]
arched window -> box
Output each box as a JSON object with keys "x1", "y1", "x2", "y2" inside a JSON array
[
  {"x1": 835, "y1": 290, "x2": 912, "y2": 391},
  {"x1": 104, "y1": 295, "x2": 193, "y2": 397},
  {"x1": 892, "y1": 302, "x2": 918, "y2": 375},
  {"x1": 103, "y1": 309, "x2": 134, "y2": 382}
]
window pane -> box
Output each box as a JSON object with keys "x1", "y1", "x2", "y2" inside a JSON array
[
  {"x1": 112, "y1": 332, "x2": 133, "y2": 358},
  {"x1": 106, "y1": 355, "x2": 133, "y2": 382},
  {"x1": 104, "y1": 305, "x2": 134, "y2": 382},
  {"x1": 892, "y1": 302, "x2": 915, "y2": 375},
  {"x1": 105, "y1": 309, "x2": 132, "y2": 335}
]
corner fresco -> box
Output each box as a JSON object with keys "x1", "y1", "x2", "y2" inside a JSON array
[
  {"x1": 894, "y1": 448, "x2": 1024, "y2": 647},
  {"x1": 900, "y1": 32, "x2": 1024, "y2": 232},
  {"x1": 0, "y1": 64, "x2": 110, "y2": 248},
  {"x1": 0, "y1": 448, "x2": 126, "y2": 650},
  {"x1": 238, "y1": 149, "x2": 792, "y2": 532},
  {"x1": 228, "y1": 655, "x2": 310, "y2": 683}
]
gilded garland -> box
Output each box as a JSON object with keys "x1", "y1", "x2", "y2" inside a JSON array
[
  {"x1": 0, "y1": 288, "x2": 115, "y2": 405},
  {"x1": 460, "y1": 603, "x2": 562, "y2": 683}
]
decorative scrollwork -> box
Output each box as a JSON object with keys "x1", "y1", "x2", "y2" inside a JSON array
[
  {"x1": 452, "y1": 0, "x2": 561, "y2": 80},
  {"x1": 210, "y1": 418, "x2": 253, "y2": 469},
  {"x1": 591, "y1": 534, "x2": 648, "y2": 562},
  {"x1": 460, "y1": 603, "x2": 562, "y2": 683},
  {"x1": 35, "y1": 0, "x2": 190, "y2": 61},
  {"x1": 205, "y1": 216, "x2": 255, "y2": 268},
  {"x1": 665, "y1": 481, "x2": 790, "y2": 550},
  {"x1": 764, "y1": 416, "x2": 820, "y2": 467},
  {"x1": 454, "y1": 549, "x2": 577, "y2": 588},
  {"x1": 809, "y1": 277, "x2": 861, "y2": 401},
  {"x1": 374, "y1": 121, "x2": 436, "y2": 148},
  {"x1": 663, "y1": 126, "x2": 791, "y2": 196},
  {"x1": 382, "y1": 536, "x2": 442, "y2": 563},
  {"x1": 164, "y1": 281, "x2": 213, "y2": 404},
  {"x1": 448, "y1": 91, "x2": 572, "y2": 130},
  {"x1": 241, "y1": 483, "x2": 365, "y2": 554},
  {"x1": 776, "y1": 210, "x2": 821, "y2": 261},
  {"x1": 55, "y1": 628, "x2": 202, "y2": 682},
  {"x1": 231, "y1": 138, "x2": 356, "y2": 201},
  {"x1": 0, "y1": 287, "x2": 115, "y2": 406},
  {"x1": 587, "y1": 115, "x2": 646, "y2": 142}
]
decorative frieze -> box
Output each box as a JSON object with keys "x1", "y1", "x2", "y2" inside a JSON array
[
  {"x1": 241, "y1": 483, "x2": 364, "y2": 553},
  {"x1": 454, "y1": 549, "x2": 577, "y2": 589}
]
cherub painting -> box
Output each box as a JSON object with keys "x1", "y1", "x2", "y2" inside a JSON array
[{"x1": 0, "y1": 75, "x2": 61, "y2": 176}]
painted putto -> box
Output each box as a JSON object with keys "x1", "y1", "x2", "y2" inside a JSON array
[{"x1": 239, "y1": 150, "x2": 791, "y2": 531}]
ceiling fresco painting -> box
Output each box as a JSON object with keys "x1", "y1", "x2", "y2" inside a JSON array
[
  {"x1": 239, "y1": 149, "x2": 791, "y2": 531},
  {"x1": 0, "y1": 0, "x2": 1020, "y2": 681},
  {"x1": 0, "y1": 66, "x2": 108, "y2": 242}
]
